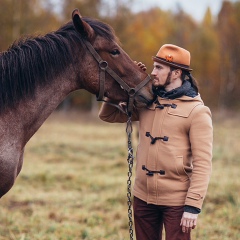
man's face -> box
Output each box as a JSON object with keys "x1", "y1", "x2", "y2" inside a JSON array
[{"x1": 151, "y1": 62, "x2": 172, "y2": 88}]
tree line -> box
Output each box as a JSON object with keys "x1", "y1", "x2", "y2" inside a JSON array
[{"x1": 0, "y1": 0, "x2": 239, "y2": 111}]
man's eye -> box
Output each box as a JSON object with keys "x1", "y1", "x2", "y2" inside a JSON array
[{"x1": 110, "y1": 49, "x2": 120, "y2": 56}]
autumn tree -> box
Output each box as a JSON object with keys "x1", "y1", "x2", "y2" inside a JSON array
[
  {"x1": 217, "y1": 1, "x2": 240, "y2": 109},
  {"x1": 189, "y1": 8, "x2": 220, "y2": 108},
  {"x1": 0, "y1": 0, "x2": 60, "y2": 51},
  {"x1": 1, "y1": 0, "x2": 240, "y2": 111}
]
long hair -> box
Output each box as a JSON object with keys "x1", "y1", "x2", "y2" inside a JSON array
[
  {"x1": 170, "y1": 66, "x2": 199, "y2": 93},
  {"x1": 182, "y1": 71, "x2": 199, "y2": 93}
]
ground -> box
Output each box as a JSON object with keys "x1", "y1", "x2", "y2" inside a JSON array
[{"x1": 0, "y1": 110, "x2": 239, "y2": 240}]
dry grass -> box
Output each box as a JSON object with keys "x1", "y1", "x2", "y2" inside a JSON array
[{"x1": 0, "y1": 111, "x2": 239, "y2": 240}]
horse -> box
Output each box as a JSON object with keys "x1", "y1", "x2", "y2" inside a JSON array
[{"x1": 0, "y1": 9, "x2": 153, "y2": 198}]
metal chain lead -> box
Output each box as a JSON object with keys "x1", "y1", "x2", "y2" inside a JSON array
[{"x1": 126, "y1": 116, "x2": 134, "y2": 240}]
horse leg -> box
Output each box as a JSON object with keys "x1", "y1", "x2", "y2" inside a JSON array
[{"x1": 0, "y1": 149, "x2": 24, "y2": 198}]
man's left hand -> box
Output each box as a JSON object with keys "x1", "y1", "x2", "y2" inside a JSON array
[
  {"x1": 180, "y1": 211, "x2": 198, "y2": 233},
  {"x1": 134, "y1": 61, "x2": 147, "y2": 71}
]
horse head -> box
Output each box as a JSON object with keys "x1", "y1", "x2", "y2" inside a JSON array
[{"x1": 72, "y1": 9, "x2": 154, "y2": 109}]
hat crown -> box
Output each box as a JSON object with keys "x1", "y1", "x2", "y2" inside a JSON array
[{"x1": 153, "y1": 44, "x2": 192, "y2": 71}]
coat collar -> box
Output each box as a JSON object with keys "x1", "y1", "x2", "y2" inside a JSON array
[{"x1": 147, "y1": 94, "x2": 203, "y2": 117}]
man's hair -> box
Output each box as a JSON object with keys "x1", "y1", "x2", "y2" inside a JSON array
[{"x1": 170, "y1": 67, "x2": 199, "y2": 93}]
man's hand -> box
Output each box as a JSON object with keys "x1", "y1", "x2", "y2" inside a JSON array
[
  {"x1": 134, "y1": 61, "x2": 147, "y2": 71},
  {"x1": 180, "y1": 212, "x2": 198, "y2": 233}
]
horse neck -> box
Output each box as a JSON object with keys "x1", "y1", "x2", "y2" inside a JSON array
[{"x1": 12, "y1": 70, "x2": 78, "y2": 147}]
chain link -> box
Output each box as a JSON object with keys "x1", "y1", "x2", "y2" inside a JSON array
[{"x1": 126, "y1": 116, "x2": 134, "y2": 240}]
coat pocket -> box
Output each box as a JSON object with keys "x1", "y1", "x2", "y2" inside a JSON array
[{"x1": 174, "y1": 156, "x2": 189, "y2": 181}]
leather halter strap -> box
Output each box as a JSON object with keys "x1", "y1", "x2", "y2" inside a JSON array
[{"x1": 82, "y1": 40, "x2": 151, "y2": 115}]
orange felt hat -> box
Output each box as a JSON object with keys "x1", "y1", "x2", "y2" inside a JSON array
[{"x1": 152, "y1": 44, "x2": 192, "y2": 71}]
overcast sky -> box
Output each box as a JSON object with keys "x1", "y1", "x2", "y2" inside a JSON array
[
  {"x1": 50, "y1": 0, "x2": 239, "y2": 22},
  {"x1": 129, "y1": 0, "x2": 238, "y2": 22}
]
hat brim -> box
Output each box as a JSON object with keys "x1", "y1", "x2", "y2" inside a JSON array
[{"x1": 152, "y1": 56, "x2": 193, "y2": 71}]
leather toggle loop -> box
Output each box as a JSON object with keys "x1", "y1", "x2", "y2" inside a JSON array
[
  {"x1": 142, "y1": 165, "x2": 165, "y2": 176},
  {"x1": 146, "y1": 132, "x2": 168, "y2": 144},
  {"x1": 156, "y1": 103, "x2": 177, "y2": 109}
]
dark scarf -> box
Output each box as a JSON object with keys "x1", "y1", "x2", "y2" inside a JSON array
[{"x1": 153, "y1": 80, "x2": 198, "y2": 99}]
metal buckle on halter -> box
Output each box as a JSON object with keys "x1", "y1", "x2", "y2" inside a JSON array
[{"x1": 99, "y1": 60, "x2": 108, "y2": 70}]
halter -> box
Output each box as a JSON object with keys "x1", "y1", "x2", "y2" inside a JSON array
[
  {"x1": 82, "y1": 39, "x2": 151, "y2": 240},
  {"x1": 82, "y1": 40, "x2": 151, "y2": 115}
]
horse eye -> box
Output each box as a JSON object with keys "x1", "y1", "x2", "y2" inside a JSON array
[{"x1": 110, "y1": 49, "x2": 120, "y2": 56}]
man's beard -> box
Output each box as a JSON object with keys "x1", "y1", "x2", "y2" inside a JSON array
[
  {"x1": 153, "y1": 71, "x2": 172, "y2": 88},
  {"x1": 152, "y1": 71, "x2": 172, "y2": 97},
  {"x1": 162, "y1": 71, "x2": 172, "y2": 88}
]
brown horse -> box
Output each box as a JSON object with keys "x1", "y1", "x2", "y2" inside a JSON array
[{"x1": 0, "y1": 10, "x2": 153, "y2": 198}]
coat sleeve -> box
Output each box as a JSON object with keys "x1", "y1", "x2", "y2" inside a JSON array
[
  {"x1": 185, "y1": 105, "x2": 213, "y2": 209},
  {"x1": 98, "y1": 101, "x2": 139, "y2": 123}
]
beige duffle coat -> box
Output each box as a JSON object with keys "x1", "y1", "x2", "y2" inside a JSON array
[{"x1": 99, "y1": 94, "x2": 213, "y2": 209}]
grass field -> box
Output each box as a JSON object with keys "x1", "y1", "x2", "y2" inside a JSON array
[{"x1": 0, "y1": 111, "x2": 239, "y2": 240}]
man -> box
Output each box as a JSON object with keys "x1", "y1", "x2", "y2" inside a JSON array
[{"x1": 99, "y1": 44, "x2": 213, "y2": 240}]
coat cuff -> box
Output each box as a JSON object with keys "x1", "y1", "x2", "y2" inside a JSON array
[{"x1": 184, "y1": 205, "x2": 201, "y2": 214}]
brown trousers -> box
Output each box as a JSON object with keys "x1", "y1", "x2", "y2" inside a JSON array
[{"x1": 133, "y1": 197, "x2": 191, "y2": 240}]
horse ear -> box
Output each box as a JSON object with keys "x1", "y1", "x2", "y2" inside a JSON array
[{"x1": 72, "y1": 9, "x2": 94, "y2": 40}]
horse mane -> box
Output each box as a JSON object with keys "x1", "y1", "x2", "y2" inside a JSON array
[{"x1": 0, "y1": 17, "x2": 117, "y2": 113}]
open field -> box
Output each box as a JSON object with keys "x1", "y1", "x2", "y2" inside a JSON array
[{"x1": 0, "y1": 111, "x2": 239, "y2": 240}]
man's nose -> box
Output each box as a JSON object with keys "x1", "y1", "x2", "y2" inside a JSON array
[{"x1": 151, "y1": 69, "x2": 156, "y2": 75}]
